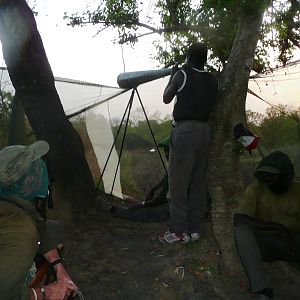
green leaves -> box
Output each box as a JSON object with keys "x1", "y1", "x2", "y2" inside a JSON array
[
  {"x1": 260, "y1": 0, "x2": 300, "y2": 66},
  {"x1": 66, "y1": 0, "x2": 140, "y2": 42},
  {"x1": 105, "y1": 0, "x2": 139, "y2": 26},
  {"x1": 247, "y1": 105, "x2": 300, "y2": 149},
  {"x1": 157, "y1": 0, "x2": 192, "y2": 27},
  {"x1": 66, "y1": 0, "x2": 300, "y2": 72}
]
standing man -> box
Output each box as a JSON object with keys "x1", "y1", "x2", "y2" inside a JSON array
[{"x1": 160, "y1": 43, "x2": 218, "y2": 244}]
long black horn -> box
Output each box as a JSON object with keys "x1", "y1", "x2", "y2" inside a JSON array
[{"x1": 117, "y1": 68, "x2": 172, "y2": 89}]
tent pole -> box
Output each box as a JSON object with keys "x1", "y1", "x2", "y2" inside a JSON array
[
  {"x1": 110, "y1": 89, "x2": 135, "y2": 195},
  {"x1": 135, "y1": 88, "x2": 168, "y2": 175},
  {"x1": 96, "y1": 89, "x2": 134, "y2": 190}
]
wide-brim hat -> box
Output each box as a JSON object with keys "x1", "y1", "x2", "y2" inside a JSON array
[{"x1": 0, "y1": 140, "x2": 49, "y2": 185}]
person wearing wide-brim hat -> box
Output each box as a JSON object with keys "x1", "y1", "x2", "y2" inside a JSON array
[
  {"x1": 234, "y1": 151, "x2": 300, "y2": 299},
  {"x1": 0, "y1": 141, "x2": 78, "y2": 300}
]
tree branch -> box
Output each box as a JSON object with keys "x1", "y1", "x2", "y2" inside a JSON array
[
  {"x1": 70, "y1": 20, "x2": 161, "y2": 32},
  {"x1": 69, "y1": 18, "x2": 211, "y2": 34},
  {"x1": 69, "y1": 18, "x2": 217, "y2": 43}
]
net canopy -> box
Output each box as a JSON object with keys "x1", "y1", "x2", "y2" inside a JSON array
[
  {"x1": 1, "y1": 61, "x2": 300, "y2": 200},
  {"x1": 247, "y1": 60, "x2": 300, "y2": 112}
]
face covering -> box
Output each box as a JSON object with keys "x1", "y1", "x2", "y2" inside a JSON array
[
  {"x1": 0, "y1": 158, "x2": 49, "y2": 201},
  {"x1": 255, "y1": 172, "x2": 279, "y2": 186},
  {"x1": 254, "y1": 151, "x2": 295, "y2": 194},
  {"x1": 267, "y1": 174, "x2": 292, "y2": 194},
  {"x1": 255, "y1": 171, "x2": 292, "y2": 194}
]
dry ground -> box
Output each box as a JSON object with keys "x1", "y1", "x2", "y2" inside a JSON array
[{"x1": 55, "y1": 197, "x2": 300, "y2": 300}]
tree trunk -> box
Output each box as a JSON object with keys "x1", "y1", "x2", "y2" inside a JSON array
[
  {"x1": 294, "y1": 118, "x2": 300, "y2": 180},
  {"x1": 8, "y1": 96, "x2": 25, "y2": 145},
  {"x1": 0, "y1": 0, "x2": 96, "y2": 220},
  {"x1": 209, "y1": 4, "x2": 267, "y2": 278}
]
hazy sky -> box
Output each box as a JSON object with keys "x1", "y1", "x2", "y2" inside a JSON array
[{"x1": 0, "y1": 0, "x2": 160, "y2": 86}]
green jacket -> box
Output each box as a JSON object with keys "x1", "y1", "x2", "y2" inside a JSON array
[
  {"x1": 0, "y1": 196, "x2": 59, "y2": 300},
  {"x1": 237, "y1": 180, "x2": 300, "y2": 233}
]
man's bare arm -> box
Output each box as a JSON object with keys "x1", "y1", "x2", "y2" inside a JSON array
[
  {"x1": 163, "y1": 71, "x2": 184, "y2": 104},
  {"x1": 145, "y1": 177, "x2": 165, "y2": 201}
]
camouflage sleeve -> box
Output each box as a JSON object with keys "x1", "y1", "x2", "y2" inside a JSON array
[{"x1": 0, "y1": 202, "x2": 39, "y2": 300}]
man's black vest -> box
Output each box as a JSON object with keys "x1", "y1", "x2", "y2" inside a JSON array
[{"x1": 173, "y1": 68, "x2": 218, "y2": 122}]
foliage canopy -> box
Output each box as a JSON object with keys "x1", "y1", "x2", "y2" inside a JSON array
[
  {"x1": 247, "y1": 104, "x2": 300, "y2": 149},
  {"x1": 66, "y1": 0, "x2": 300, "y2": 72}
]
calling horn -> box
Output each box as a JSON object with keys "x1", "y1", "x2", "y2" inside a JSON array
[{"x1": 117, "y1": 68, "x2": 172, "y2": 89}]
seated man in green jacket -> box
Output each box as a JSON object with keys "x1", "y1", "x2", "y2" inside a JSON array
[
  {"x1": 0, "y1": 141, "x2": 78, "y2": 300},
  {"x1": 234, "y1": 151, "x2": 300, "y2": 300},
  {"x1": 110, "y1": 136, "x2": 170, "y2": 222}
]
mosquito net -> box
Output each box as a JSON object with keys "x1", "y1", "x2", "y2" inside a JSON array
[{"x1": 1, "y1": 61, "x2": 299, "y2": 200}]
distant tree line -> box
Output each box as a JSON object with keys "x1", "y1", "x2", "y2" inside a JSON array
[
  {"x1": 247, "y1": 104, "x2": 300, "y2": 151},
  {"x1": 0, "y1": 89, "x2": 12, "y2": 148}
]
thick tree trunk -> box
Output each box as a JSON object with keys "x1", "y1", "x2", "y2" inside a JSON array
[
  {"x1": 208, "y1": 4, "x2": 266, "y2": 278},
  {"x1": 8, "y1": 96, "x2": 25, "y2": 145},
  {"x1": 294, "y1": 118, "x2": 300, "y2": 180},
  {"x1": 0, "y1": 0, "x2": 96, "y2": 219}
]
